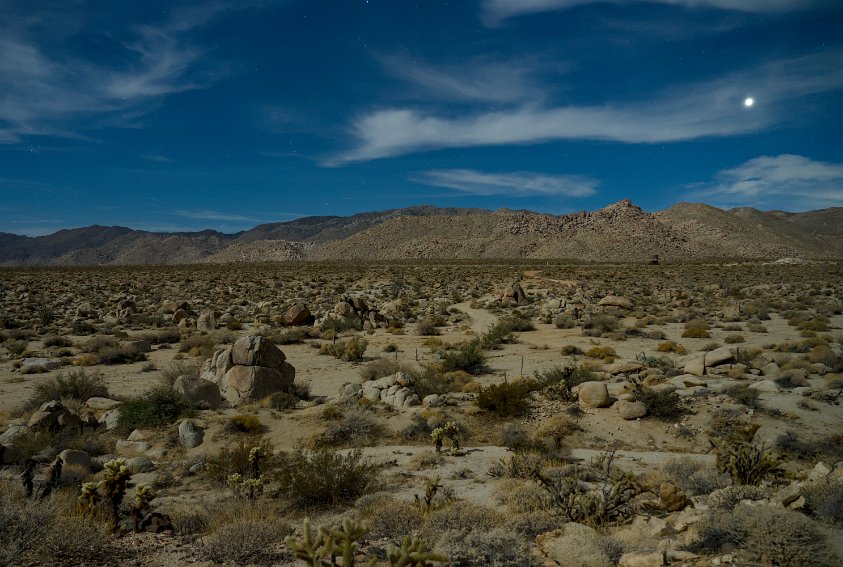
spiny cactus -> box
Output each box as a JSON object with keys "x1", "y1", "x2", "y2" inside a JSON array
[
  {"x1": 430, "y1": 421, "x2": 459, "y2": 453},
  {"x1": 286, "y1": 518, "x2": 447, "y2": 567},
  {"x1": 130, "y1": 485, "x2": 154, "y2": 531},
  {"x1": 79, "y1": 481, "x2": 101, "y2": 513},
  {"x1": 717, "y1": 439, "x2": 779, "y2": 486},
  {"x1": 413, "y1": 477, "x2": 443, "y2": 514},
  {"x1": 100, "y1": 458, "x2": 131, "y2": 531},
  {"x1": 249, "y1": 444, "x2": 267, "y2": 479}
]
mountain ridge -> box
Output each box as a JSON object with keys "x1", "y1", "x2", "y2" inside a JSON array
[{"x1": 1, "y1": 201, "x2": 840, "y2": 265}]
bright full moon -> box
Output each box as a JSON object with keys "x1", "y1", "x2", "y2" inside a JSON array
[{"x1": 744, "y1": 97, "x2": 754, "y2": 107}]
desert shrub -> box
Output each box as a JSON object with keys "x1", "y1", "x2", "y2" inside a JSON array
[
  {"x1": 724, "y1": 334, "x2": 745, "y2": 344},
  {"x1": 532, "y1": 452, "x2": 639, "y2": 528},
  {"x1": 419, "y1": 501, "x2": 502, "y2": 544},
  {"x1": 267, "y1": 391, "x2": 298, "y2": 411},
  {"x1": 437, "y1": 528, "x2": 540, "y2": 567},
  {"x1": 225, "y1": 414, "x2": 263, "y2": 435},
  {"x1": 747, "y1": 323, "x2": 768, "y2": 333},
  {"x1": 0, "y1": 487, "x2": 53, "y2": 565},
  {"x1": 808, "y1": 345, "x2": 843, "y2": 371},
  {"x1": 203, "y1": 501, "x2": 290, "y2": 565},
  {"x1": 476, "y1": 380, "x2": 533, "y2": 417},
  {"x1": 314, "y1": 407, "x2": 383, "y2": 447},
  {"x1": 320, "y1": 314, "x2": 362, "y2": 334},
  {"x1": 179, "y1": 334, "x2": 216, "y2": 357},
  {"x1": 681, "y1": 327, "x2": 711, "y2": 338},
  {"x1": 206, "y1": 438, "x2": 276, "y2": 484},
  {"x1": 117, "y1": 386, "x2": 193, "y2": 432},
  {"x1": 534, "y1": 364, "x2": 593, "y2": 402},
  {"x1": 657, "y1": 341, "x2": 687, "y2": 354},
  {"x1": 358, "y1": 494, "x2": 424, "y2": 540},
  {"x1": 555, "y1": 315, "x2": 576, "y2": 329},
  {"x1": 560, "y1": 344, "x2": 583, "y2": 356},
  {"x1": 634, "y1": 387, "x2": 685, "y2": 420},
  {"x1": 320, "y1": 337, "x2": 368, "y2": 362},
  {"x1": 82, "y1": 335, "x2": 146, "y2": 365},
  {"x1": 705, "y1": 484, "x2": 768, "y2": 511},
  {"x1": 43, "y1": 335, "x2": 72, "y2": 348},
  {"x1": 582, "y1": 315, "x2": 620, "y2": 337},
  {"x1": 225, "y1": 319, "x2": 243, "y2": 331},
  {"x1": 139, "y1": 328, "x2": 181, "y2": 345},
  {"x1": 661, "y1": 458, "x2": 731, "y2": 496},
  {"x1": 585, "y1": 346, "x2": 617, "y2": 362},
  {"x1": 160, "y1": 360, "x2": 200, "y2": 386},
  {"x1": 39, "y1": 513, "x2": 111, "y2": 564},
  {"x1": 691, "y1": 504, "x2": 840, "y2": 567},
  {"x1": 278, "y1": 448, "x2": 380, "y2": 508},
  {"x1": 482, "y1": 314, "x2": 534, "y2": 349},
  {"x1": 28, "y1": 368, "x2": 108, "y2": 408},
  {"x1": 804, "y1": 482, "x2": 843, "y2": 525},
  {"x1": 440, "y1": 340, "x2": 487, "y2": 375},
  {"x1": 416, "y1": 317, "x2": 440, "y2": 336},
  {"x1": 359, "y1": 358, "x2": 402, "y2": 381},
  {"x1": 774, "y1": 370, "x2": 809, "y2": 389},
  {"x1": 716, "y1": 437, "x2": 779, "y2": 486},
  {"x1": 272, "y1": 328, "x2": 310, "y2": 345},
  {"x1": 72, "y1": 320, "x2": 97, "y2": 335},
  {"x1": 723, "y1": 384, "x2": 761, "y2": 409},
  {"x1": 775, "y1": 431, "x2": 843, "y2": 462},
  {"x1": 407, "y1": 364, "x2": 458, "y2": 398}
]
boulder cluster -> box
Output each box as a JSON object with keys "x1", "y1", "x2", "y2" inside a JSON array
[{"x1": 201, "y1": 336, "x2": 295, "y2": 404}]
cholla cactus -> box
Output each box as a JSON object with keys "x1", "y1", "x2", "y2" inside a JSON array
[
  {"x1": 386, "y1": 536, "x2": 448, "y2": 566},
  {"x1": 431, "y1": 421, "x2": 460, "y2": 453},
  {"x1": 228, "y1": 473, "x2": 264, "y2": 500},
  {"x1": 79, "y1": 481, "x2": 101, "y2": 513},
  {"x1": 100, "y1": 458, "x2": 131, "y2": 531},
  {"x1": 130, "y1": 485, "x2": 155, "y2": 531},
  {"x1": 249, "y1": 445, "x2": 267, "y2": 479}
]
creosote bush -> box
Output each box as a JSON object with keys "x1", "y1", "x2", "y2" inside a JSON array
[
  {"x1": 440, "y1": 339, "x2": 487, "y2": 375},
  {"x1": 279, "y1": 448, "x2": 380, "y2": 508},
  {"x1": 476, "y1": 380, "x2": 534, "y2": 417},
  {"x1": 320, "y1": 336, "x2": 368, "y2": 362},
  {"x1": 27, "y1": 368, "x2": 108, "y2": 409},
  {"x1": 117, "y1": 385, "x2": 193, "y2": 432}
]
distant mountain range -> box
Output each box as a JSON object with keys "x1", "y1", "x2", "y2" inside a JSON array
[{"x1": 1, "y1": 200, "x2": 840, "y2": 265}]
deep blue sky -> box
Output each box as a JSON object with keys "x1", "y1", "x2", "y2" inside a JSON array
[{"x1": 1, "y1": 0, "x2": 842, "y2": 235}]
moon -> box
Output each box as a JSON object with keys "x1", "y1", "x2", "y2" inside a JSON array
[{"x1": 744, "y1": 97, "x2": 754, "y2": 108}]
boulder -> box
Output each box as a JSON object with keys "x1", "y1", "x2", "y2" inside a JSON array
[
  {"x1": 578, "y1": 381, "x2": 610, "y2": 408},
  {"x1": 619, "y1": 551, "x2": 665, "y2": 567},
  {"x1": 0, "y1": 424, "x2": 28, "y2": 445},
  {"x1": 86, "y1": 397, "x2": 122, "y2": 411},
  {"x1": 231, "y1": 336, "x2": 286, "y2": 368},
  {"x1": 20, "y1": 358, "x2": 61, "y2": 374},
  {"x1": 27, "y1": 400, "x2": 64, "y2": 430},
  {"x1": 178, "y1": 419, "x2": 203, "y2": 449},
  {"x1": 200, "y1": 347, "x2": 234, "y2": 386},
  {"x1": 172, "y1": 308, "x2": 189, "y2": 323},
  {"x1": 125, "y1": 457, "x2": 155, "y2": 473},
  {"x1": 660, "y1": 482, "x2": 691, "y2": 511},
  {"x1": 617, "y1": 400, "x2": 647, "y2": 420},
  {"x1": 748, "y1": 379, "x2": 779, "y2": 393},
  {"x1": 173, "y1": 375, "x2": 221, "y2": 409},
  {"x1": 58, "y1": 449, "x2": 92, "y2": 471},
  {"x1": 101, "y1": 409, "x2": 121, "y2": 430},
  {"x1": 284, "y1": 304, "x2": 311, "y2": 326},
  {"x1": 116, "y1": 440, "x2": 152, "y2": 455},
  {"x1": 536, "y1": 523, "x2": 604, "y2": 566},
  {"x1": 125, "y1": 340, "x2": 151, "y2": 353},
  {"x1": 196, "y1": 310, "x2": 216, "y2": 332},
  {"x1": 223, "y1": 364, "x2": 294, "y2": 404},
  {"x1": 705, "y1": 347, "x2": 734, "y2": 368},
  {"x1": 502, "y1": 282, "x2": 528, "y2": 305},
  {"x1": 607, "y1": 360, "x2": 644, "y2": 375},
  {"x1": 683, "y1": 354, "x2": 706, "y2": 377},
  {"x1": 598, "y1": 295, "x2": 633, "y2": 310}
]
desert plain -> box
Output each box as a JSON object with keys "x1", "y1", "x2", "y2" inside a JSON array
[{"x1": 0, "y1": 260, "x2": 841, "y2": 566}]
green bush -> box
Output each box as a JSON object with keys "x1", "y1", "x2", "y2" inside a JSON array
[
  {"x1": 117, "y1": 386, "x2": 193, "y2": 432},
  {"x1": 28, "y1": 369, "x2": 108, "y2": 409},
  {"x1": 534, "y1": 364, "x2": 592, "y2": 402},
  {"x1": 139, "y1": 328, "x2": 181, "y2": 345},
  {"x1": 225, "y1": 414, "x2": 263, "y2": 435},
  {"x1": 582, "y1": 314, "x2": 620, "y2": 337},
  {"x1": 416, "y1": 317, "x2": 440, "y2": 336},
  {"x1": 440, "y1": 340, "x2": 487, "y2": 375},
  {"x1": 279, "y1": 448, "x2": 380, "y2": 508},
  {"x1": 476, "y1": 380, "x2": 534, "y2": 417},
  {"x1": 635, "y1": 387, "x2": 685, "y2": 420},
  {"x1": 314, "y1": 407, "x2": 383, "y2": 447},
  {"x1": 43, "y1": 335, "x2": 72, "y2": 348},
  {"x1": 320, "y1": 337, "x2": 368, "y2": 362},
  {"x1": 437, "y1": 528, "x2": 540, "y2": 567}
]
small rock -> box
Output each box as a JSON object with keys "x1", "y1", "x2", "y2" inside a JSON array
[
  {"x1": 20, "y1": 358, "x2": 61, "y2": 374},
  {"x1": 660, "y1": 482, "x2": 691, "y2": 512},
  {"x1": 617, "y1": 400, "x2": 647, "y2": 420},
  {"x1": 619, "y1": 550, "x2": 664, "y2": 567},
  {"x1": 116, "y1": 440, "x2": 152, "y2": 455},
  {"x1": 178, "y1": 419, "x2": 203, "y2": 449},
  {"x1": 86, "y1": 397, "x2": 122, "y2": 411},
  {"x1": 58, "y1": 449, "x2": 92, "y2": 471}
]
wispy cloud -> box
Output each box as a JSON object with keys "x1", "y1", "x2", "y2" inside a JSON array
[
  {"x1": 697, "y1": 154, "x2": 843, "y2": 210},
  {"x1": 411, "y1": 169, "x2": 598, "y2": 197},
  {"x1": 174, "y1": 209, "x2": 259, "y2": 222},
  {"x1": 482, "y1": 0, "x2": 826, "y2": 26},
  {"x1": 327, "y1": 52, "x2": 843, "y2": 165},
  {"x1": 140, "y1": 154, "x2": 173, "y2": 163},
  {"x1": 379, "y1": 55, "x2": 548, "y2": 104},
  {"x1": 0, "y1": 5, "x2": 228, "y2": 144}
]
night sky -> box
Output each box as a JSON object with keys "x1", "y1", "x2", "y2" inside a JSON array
[{"x1": 1, "y1": 0, "x2": 842, "y2": 236}]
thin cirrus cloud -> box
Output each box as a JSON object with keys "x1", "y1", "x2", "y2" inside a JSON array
[
  {"x1": 174, "y1": 210, "x2": 259, "y2": 222},
  {"x1": 378, "y1": 55, "x2": 548, "y2": 104},
  {"x1": 327, "y1": 51, "x2": 843, "y2": 165},
  {"x1": 482, "y1": 0, "x2": 825, "y2": 26},
  {"x1": 0, "y1": 5, "x2": 225, "y2": 144},
  {"x1": 701, "y1": 154, "x2": 843, "y2": 210},
  {"x1": 411, "y1": 169, "x2": 598, "y2": 197}
]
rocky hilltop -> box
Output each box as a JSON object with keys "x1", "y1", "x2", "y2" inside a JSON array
[{"x1": 1, "y1": 200, "x2": 841, "y2": 265}]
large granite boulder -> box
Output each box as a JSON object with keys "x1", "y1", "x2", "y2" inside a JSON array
[{"x1": 173, "y1": 375, "x2": 221, "y2": 409}]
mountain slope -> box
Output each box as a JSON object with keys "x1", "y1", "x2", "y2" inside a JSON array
[{"x1": 0, "y1": 201, "x2": 840, "y2": 265}]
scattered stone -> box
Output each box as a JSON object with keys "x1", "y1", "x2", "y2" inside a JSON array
[
  {"x1": 619, "y1": 550, "x2": 664, "y2": 567},
  {"x1": 660, "y1": 482, "x2": 691, "y2": 512},
  {"x1": 58, "y1": 449, "x2": 92, "y2": 471},
  {"x1": 116, "y1": 439, "x2": 152, "y2": 455},
  {"x1": 196, "y1": 310, "x2": 216, "y2": 332},
  {"x1": 598, "y1": 295, "x2": 633, "y2": 309},
  {"x1": 86, "y1": 397, "x2": 122, "y2": 411},
  {"x1": 284, "y1": 303, "x2": 311, "y2": 326},
  {"x1": 173, "y1": 375, "x2": 221, "y2": 409}
]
